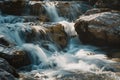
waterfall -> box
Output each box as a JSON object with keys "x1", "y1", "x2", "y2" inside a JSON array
[
  {"x1": 22, "y1": 44, "x2": 48, "y2": 65},
  {"x1": 43, "y1": 2, "x2": 64, "y2": 22},
  {"x1": 59, "y1": 21, "x2": 77, "y2": 37},
  {"x1": 0, "y1": 1, "x2": 119, "y2": 80}
]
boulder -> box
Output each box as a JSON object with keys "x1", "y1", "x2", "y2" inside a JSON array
[
  {"x1": 0, "y1": 50, "x2": 31, "y2": 68},
  {"x1": 0, "y1": 69, "x2": 16, "y2": 80},
  {"x1": 57, "y1": 1, "x2": 92, "y2": 21},
  {"x1": 30, "y1": 3, "x2": 45, "y2": 16},
  {"x1": 0, "y1": 36, "x2": 10, "y2": 46},
  {"x1": 22, "y1": 23, "x2": 68, "y2": 48},
  {"x1": 75, "y1": 11, "x2": 120, "y2": 48},
  {"x1": 47, "y1": 24, "x2": 68, "y2": 48},
  {"x1": 84, "y1": 8, "x2": 112, "y2": 15},
  {"x1": 104, "y1": 48, "x2": 120, "y2": 61},
  {"x1": 1, "y1": 0, "x2": 25, "y2": 15},
  {"x1": 95, "y1": 0, "x2": 120, "y2": 11},
  {"x1": 0, "y1": 58, "x2": 19, "y2": 78}
]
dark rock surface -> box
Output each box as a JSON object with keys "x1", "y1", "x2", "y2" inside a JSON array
[
  {"x1": 0, "y1": 58, "x2": 19, "y2": 78},
  {"x1": 0, "y1": 69, "x2": 16, "y2": 80},
  {"x1": 95, "y1": 0, "x2": 120, "y2": 11},
  {"x1": 1, "y1": 0, "x2": 25, "y2": 15},
  {"x1": 75, "y1": 11, "x2": 120, "y2": 48},
  {"x1": 0, "y1": 50, "x2": 31, "y2": 68}
]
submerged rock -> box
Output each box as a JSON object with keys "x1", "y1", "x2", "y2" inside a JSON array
[
  {"x1": 57, "y1": 72, "x2": 120, "y2": 80},
  {"x1": 75, "y1": 11, "x2": 120, "y2": 48},
  {"x1": 0, "y1": 58, "x2": 19, "y2": 78}
]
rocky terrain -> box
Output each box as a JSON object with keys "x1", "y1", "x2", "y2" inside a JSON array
[{"x1": 0, "y1": 0, "x2": 120, "y2": 80}]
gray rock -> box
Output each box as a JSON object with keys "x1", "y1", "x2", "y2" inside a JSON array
[
  {"x1": 75, "y1": 11, "x2": 120, "y2": 48},
  {"x1": 0, "y1": 58, "x2": 19, "y2": 77},
  {"x1": 0, "y1": 69, "x2": 16, "y2": 80}
]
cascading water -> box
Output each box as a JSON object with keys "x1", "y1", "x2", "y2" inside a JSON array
[
  {"x1": 0, "y1": 1, "x2": 120, "y2": 80},
  {"x1": 43, "y1": 2, "x2": 64, "y2": 22}
]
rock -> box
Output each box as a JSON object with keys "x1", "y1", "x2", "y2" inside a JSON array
[
  {"x1": 1, "y1": 0, "x2": 25, "y2": 15},
  {"x1": 0, "y1": 58, "x2": 19, "y2": 78},
  {"x1": 28, "y1": 1, "x2": 92, "y2": 21},
  {"x1": 21, "y1": 23, "x2": 68, "y2": 49},
  {"x1": 104, "y1": 63, "x2": 120, "y2": 72},
  {"x1": 95, "y1": 0, "x2": 120, "y2": 11},
  {"x1": 30, "y1": 3, "x2": 45, "y2": 16},
  {"x1": 38, "y1": 15, "x2": 50, "y2": 22},
  {"x1": 75, "y1": 11, "x2": 120, "y2": 48},
  {"x1": 57, "y1": 72, "x2": 119, "y2": 80},
  {"x1": 0, "y1": 36, "x2": 10, "y2": 46},
  {"x1": 0, "y1": 69, "x2": 16, "y2": 80},
  {"x1": 0, "y1": 50, "x2": 31, "y2": 68},
  {"x1": 47, "y1": 24, "x2": 68, "y2": 48},
  {"x1": 84, "y1": 8, "x2": 112, "y2": 15},
  {"x1": 104, "y1": 48, "x2": 120, "y2": 61},
  {"x1": 57, "y1": 1, "x2": 92, "y2": 21}
]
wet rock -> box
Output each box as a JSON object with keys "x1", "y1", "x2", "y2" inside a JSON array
[
  {"x1": 57, "y1": 72, "x2": 119, "y2": 80},
  {"x1": 1, "y1": 0, "x2": 25, "y2": 15},
  {"x1": 28, "y1": 1, "x2": 92, "y2": 21},
  {"x1": 23, "y1": 16, "x2": 40, "y2": 22},
  {"x1": 0, "y1": 58, "x2": 19, "y2": 78},
  {"x1": 57, "y1": 1, "x2": 92, "y2": 21},
  {"x1": 47, "y1": 23, "x2": 68, "y2": 48},
  {"x1": 22, "y1": 23, "x2": 68, "y2": 49},
  {"x1": 75, "y1": 11, "x2": 120, "y2": 48},
  {"x1": 30, "y1": 3, "x2": 45, "y2": 16},
  {"x1": 0, "y1": 50, "x2": 31, "y2": 68},
  {"x1": 38, "y1": 15, "x2": 50, "y2": 22},
  {"x1": 103, "y1": 48, "x2": 120, "y2": 61},
  {"x1": 0, "y1": 36, "x2": 10, "y2": 46},
  {"x1": 95, "y1": 0, "x2": 120, "y2": 11},
  {"x1": 0, "y1": 69, "x2": 16, "y2": 80},
  {"x1": 103, "y1": 63, "x2": 120, "y2": 72},
  {"x1": 21, "y1": 25, "x2": 48, "y2": 43},
  {"x1": 84, "y1": 8, "x2": 113, "y2": 15}
]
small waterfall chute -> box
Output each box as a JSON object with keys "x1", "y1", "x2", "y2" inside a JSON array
[
  {"x1": 59, "y1": 21, "x2": 77, "y2": 37},
  {"x1": 43, "y1": 2, "x2": 64, "y2": 22},
  {"x1": 22, "y1": 44, "x2": 48, "y2": 65}
]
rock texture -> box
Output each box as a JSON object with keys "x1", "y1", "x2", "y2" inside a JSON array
[
  {"x1": 57, "y1": 72, "x2": 120, "y2": 80},
  {"x1": 1, "y1": 0, "x2": 25, "y2": 15},
  {"x1": 0, "y1": 58, "x2": 19, "y2": 78},
  {"x1": 46, "y1": 24, "x2": 68, "y2": 48},
  {"x1": 95, "y1": 0, "x2": 120, "y2": 11},
  {"x1": 30, "y1": 3, "x2": 45, "y2": 16},
  {"x1": 0, "y1": 69, "x2": 16, "y2": 80},
  {"x1": 0, "y1": 50, "x2": 31, "y2": 68},
  {"x1": 57, "y1": 1, "x2": 92, "y2": 21},
  {"x1": 21, "y1": 23, "x2": 68, "y2": 48},
  {"x1": 75, "y1": 11, "x2": 120, "y2": 48}
]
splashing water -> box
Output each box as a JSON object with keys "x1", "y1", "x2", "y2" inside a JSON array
[
  {"x1": 0, "y1": 20, "x2": 119, "y2": 80},
  {"x1": 0, "y1": 1, "x2": 120, "y2": 80},
  {"x1": 59, "y1": 21, "x2": 77, "y2": 37}
]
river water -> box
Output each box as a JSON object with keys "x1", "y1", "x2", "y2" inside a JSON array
[{"x1": 0, "y1": 1, "x2": 120, "y2": 80}]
